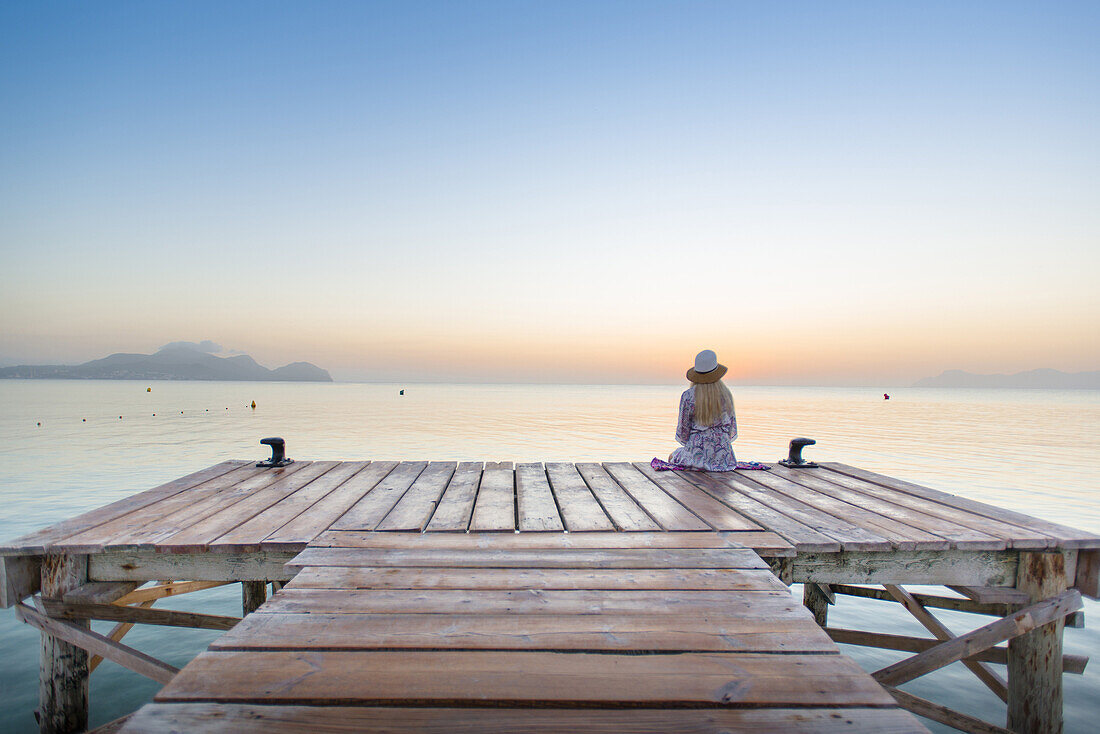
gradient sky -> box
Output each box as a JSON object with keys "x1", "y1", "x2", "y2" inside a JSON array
[{"x1": 1, "y1": 1, "x2": 1098, "y2": 384}]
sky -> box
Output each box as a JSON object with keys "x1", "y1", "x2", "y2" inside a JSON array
[{"x1": 1, "y1": 1, "x2": 1098, "y2": 385}]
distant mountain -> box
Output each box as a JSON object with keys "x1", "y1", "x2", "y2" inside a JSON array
[
  {"x1": 913, "y1": 368, "x2": 1100, "y2": 389},
  {"x1": 0, "y1": 344, "x2": 333, "y2": 382}
]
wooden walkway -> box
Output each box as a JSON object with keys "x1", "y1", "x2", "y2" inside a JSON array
[
  {"x1": 3, "y1": 458, "x2": 1098, "y2": 733},
  {"x1": 128, "y1": 531, "x2": 924, "y2": 732}
]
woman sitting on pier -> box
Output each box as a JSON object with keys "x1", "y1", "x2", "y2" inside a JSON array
[{"x1": 667, "y1": 349, "x2": 738, "y2": 471}]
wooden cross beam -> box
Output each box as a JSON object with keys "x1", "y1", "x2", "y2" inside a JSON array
[
  {"x1": 884, "y1": 584, "x2": 1009, "y2": 701},
  {"x1": 14, "y1": 603, "x2": 178, "y2": 685},
  {"x1": 873, "y1": 589, "x2": 1082, "y2": 688}
]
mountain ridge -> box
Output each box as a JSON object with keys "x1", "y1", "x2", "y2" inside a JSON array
[
  {"x1": 0, "y1": 344, "x2": 333, "y2": 382},
  {"x1": 913, "y1": 368, "x2": 1100, "y2": 389}
]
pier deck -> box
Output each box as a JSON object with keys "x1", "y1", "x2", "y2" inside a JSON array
[{"x1": 3, "y1": 459, "x2": 1098, "y2": 733}]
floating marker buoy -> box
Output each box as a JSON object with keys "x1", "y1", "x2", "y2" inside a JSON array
[
  {"x1": 399, "y1": 389, "x2": 404, "y2": 395},
  {"x1": 119, "y1": 416, "x2": 122, "y2": 420},
  {"x1": 883, "y1": 393, "x2": 890, "y2": 400},
  {"x1": 251, "y1": 400, "x2": 256, "y2": 409},
  {"x1": 82, "y1": 418, "x2": 86, "y2": 422},
  {"x1": 37, "y1": 422, "x2": 41, "y2": 427},
  {"x1": 153, "y1": 413, "x2": 156, "y2": 416},
  {"x1": 147, "y1": 387, "x2": 151, "y2": 392}
]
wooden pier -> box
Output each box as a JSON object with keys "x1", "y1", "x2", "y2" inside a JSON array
[{"x1": 2, "y1": 459, "x2": 1098, "y2": 733}]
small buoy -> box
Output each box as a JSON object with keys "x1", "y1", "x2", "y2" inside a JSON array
[
  {"x1": 37, "y1": 422, "x2": 41, "y2": 427},
  {"x1": 82, "y1": 418, "x2": 86, "y2": 422},
  {"x1": 399, "y1": 389, "x2": 405, "y2": 395},
  {"x1": 119, "y1": 416, "x2": 122, "y2": 420},
  {"x1": 153, "y1": 413, "x2": 156, "y2": 416},
  {"x1": 181, "y1": 411, "x2": 184, "y2": 414},
  {"x1": 251, "y1": 400, "x2": 256, "y2": 409},
  {"x1": 883, "y1": 393, "x2": 890, "y2": 400},
  {"x1": 147, "y1": 387, "x2": 151, "y2": 392}
]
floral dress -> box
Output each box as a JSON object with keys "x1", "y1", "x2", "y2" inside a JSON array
[{"x1": 669, "y1": 387, "x2": 737, "y2": 471}]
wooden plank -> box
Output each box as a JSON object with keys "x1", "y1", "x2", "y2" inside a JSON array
[
  {"x1": 483, "y1": 461, "x2": 513, "y2": 470},
  {"x1": 696, "y1": 471, "x2": 893, "y2": 551},
  {"x1": 121, "y1": 703, "x2": 931, "y2": 734},
  {"x1": 633, "y1": 462, "x2": 763, "y2": 531},
  {"x1": 874, "y1": 589, "x2": 1081, "y2": 687},
  {"x1": 793, "y1": 550, "x2": 1018, "y2": 587},
  {"x1": 758, "y1": 467, "x2": 958, "y2": 550},
  {"x1": 772, "y1": 467, "x2": 1002, "y2": 550},
  {"x1": 822, "y1": 463, "x2": 1077, "y2": 548},
  {"x1": 376, "y1": 462, "x2": 457, "y2": 531},
  {"x1": 1075, "y1": 548, "x2": 1099, "y2": 599},
  {"x1": 515, "y1": 463, "x2": 565, "y2": 532},
  {"x1": 209, "y1": 462, "x2": 370, "y2": 552},
  {"x1": 544, "y1": 463, "x2": 615, "y2": 532},
  {"x1": 158, "y1": 462, "x2": 339, "y2": 552},
  {"x1": 1, "y1": 554, "x2": 40, "y2": 608},
  {"x1": 88, "y1": 551, "x2": 298, "y2": 582},
  {"x1": 15, "y1": 602, "x2": 178, "y2": 685},
  {"x1": 468, "y1": 467, "x2": 516, "y2": 532},
  {"x1": 311, "y1": 530, "x2": 792, "y2": 554},
  {"x1": 831, "y1": 584, "x2": 1020, "y2": 617},
  {"x1": 424, "y1": 462, "x2": 483, "y2": 532},
  {"x1": 327, "y1": 461, "x2": 428, "y2": 531},
  {"x1": 261, "y1": 461, "x2": 398, "y2": 548},
  {"x1": 603, "y1": 463, "x2": 710, "y2": 530},
  {"x1": 809, "y1": 466, "x2": 1033, "y2": 550},
  {"x1": 62, "y1": 581, "x2": 140, "y2": 605},
  {"x1": 155, "y1": 650, "x2": 898, "y2": 707},
  {"x1": 39, "y1": 598, "x2": 242, "y2": 631},
  {"x1": 884, "y1": 584, "x2": 1007, "y2": 702},
  {"x1": 115, "y1": 581, "x2": 230, "y2": 606},
  {"x1": 826, "y1": 627, "x2": 1088, "y2": 675},
  {"x1": 56, "y1": 463, "x2": 308, "y2": 553},
  {"x1": 286, "y1": 566, "x2": 790, "y2": 592},
  {"x1": 0, "y1": 460, "x2": 248, "y2": 554},
  {"x1": 886, "y1": 688, "x2": 1009, "y2": 734},
  {"x1": 210, "y1": 611, "x2": 835, "y2": 653},
  {"x1": 575, "y1": 463, "x2": 661, "y2": 531},
  {"x1": 287, "y1": 547, "x2": 769, "y2": 571},
  {"x1": 947, "y1": 585, "x2": 1031, "y2": 605},
  {"x1": 679, "y1": 472, "x2": 842, "y2": 552},
  {"x1": 257, "y1": 588, "x2": 801, "y2": 615}
]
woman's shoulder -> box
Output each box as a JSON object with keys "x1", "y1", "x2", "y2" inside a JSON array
[{"x1": 680, "y1": 387, "x2": 694, "y2": 402}]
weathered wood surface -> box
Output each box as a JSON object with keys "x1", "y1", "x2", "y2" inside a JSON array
[
  {"x1": 38, "y1": 553, "x2": 89, "y2": 734},
  {"x1": 16, "y1": 603, "x2": 178, "y2": 686},
  {"x1": 1, "y1": 553, "x2": 41, "y2": 607},
  {"x1": 286, "y1": 547, "x2": 770, "y2": 571},
  {"x1": 121, "y1": 703, "x2": 929, "y2": 733},
  {"x1": 287, "y1": 566, "x2": 790, "y2": 591},
  {"x1": 793, "y1": 550, "x2": 1019, "y2": 587},
  {"x1": 0, "y1": 461, "x2": 248, "y2": 555},
  {"x1": 6, "y1": 460, "x2": 1097, "y2": 559},
  {"x1": 826, "y1": 627, "x2": 1088, "y2": 674},
  {"x1": 38, "y1": 598, "x2": 242, "y2": 631},
  {"x1": 310, "y1": 529, "x2": 794, "y2": 555},
  {"x1": 1008, "y1": 551, "x2": 1070, "y2": 734},
  {"x1": 88, "y1": 551, "x2": 298, "y2": 582},
  {"x1": 146, "y1": 535, "x2": 924, "y2": 731},
  {"x1": 156, "y1": 649, "x2": 900, "y2": 707}
]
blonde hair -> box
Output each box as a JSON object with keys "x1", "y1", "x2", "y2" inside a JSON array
[{"x1": 693, "y1": 380, "x2": 733, "y2": 427}]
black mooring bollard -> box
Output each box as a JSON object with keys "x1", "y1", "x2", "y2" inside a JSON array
[
  {"x1": 257, "y1": 437, "x2": 294, "y2": 467},
  {"x1": 779, "y1": 437, "x2": 818, "y2": 468}
]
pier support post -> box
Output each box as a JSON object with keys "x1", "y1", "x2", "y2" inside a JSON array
[
  {"x1": 803, "y1": 583, "x2": 830, "y2": 627},
  {"x1": 242, "y1": 581, "x2": 266, "y2": 615},
  {"x1": 1007, "y1": 551, "x2": 1067, "y2": 734},
  {"x1": 37, "y1": 554, "x2": 88, "y2": 734}
]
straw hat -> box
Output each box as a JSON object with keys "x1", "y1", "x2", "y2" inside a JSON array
[{"x1": 686, "y1": 349, "x2": 727, "y2": 384}]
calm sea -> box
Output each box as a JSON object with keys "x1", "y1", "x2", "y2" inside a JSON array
[{"x1": 1, "y1": 380, "x2": 1098, "y2": 732}]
